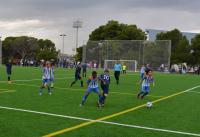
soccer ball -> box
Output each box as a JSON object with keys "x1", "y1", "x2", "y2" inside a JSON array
[{"x1": 146, "y1": 102, "x2": 153, "y2": 108}]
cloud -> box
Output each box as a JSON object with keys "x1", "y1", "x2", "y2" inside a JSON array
[{"x1": 0, "y1": 0, "x2": 200, "y2": 54}]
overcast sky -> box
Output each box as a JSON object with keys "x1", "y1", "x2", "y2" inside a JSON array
[{"x1": 0, "y1": 0, "x2": 200, "y2": 54}]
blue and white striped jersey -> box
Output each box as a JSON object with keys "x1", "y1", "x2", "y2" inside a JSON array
[
  {"x1": 87, "y1": 77, "x2": 99, "y2": 88},
  {"x1": 42, "y1": 67, "x2": 51, "y2": 80},
  {"x1": 142, "y1": 76, "x2": 154, "y2": 87}
]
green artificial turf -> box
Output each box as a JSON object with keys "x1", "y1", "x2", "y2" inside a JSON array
[{"x1": 0, "y1": 66, "x2": 199, "y2": 137}]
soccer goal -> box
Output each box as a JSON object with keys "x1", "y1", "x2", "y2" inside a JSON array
[{"x1": 104, "y1": 60, "x2": 137, "y2": 72}]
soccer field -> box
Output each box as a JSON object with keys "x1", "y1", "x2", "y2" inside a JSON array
[{"x1": 0, "y1": 66, "x2": 200, "y2": 137}]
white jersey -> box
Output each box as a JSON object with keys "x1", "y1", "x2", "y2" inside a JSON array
[{"x1": 42, "y1": 67, "x2": 51, "y2": 80}]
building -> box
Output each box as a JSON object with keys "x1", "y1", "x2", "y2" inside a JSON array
[{"x1": 145, "y1": 29, "x2": 198, "y2": 43}]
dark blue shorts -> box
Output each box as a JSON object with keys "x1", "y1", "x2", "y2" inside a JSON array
[{"x1": 101, "y1": 85, "x2": 109, "y2": 94}]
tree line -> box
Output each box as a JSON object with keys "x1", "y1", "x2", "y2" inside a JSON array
[{"x1": 2, "y1": 36, "x2": 59, "y2": 64}]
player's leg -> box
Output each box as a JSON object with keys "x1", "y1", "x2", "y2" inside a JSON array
[
  {"x1": 114, "y1": 71, "x2": 119, "y2": 84},
  {"x1": 116, "y1": 71, "x2": 120, "y2": 84},
  {"x1": 84, "y1": 69, "x2": 87, "y2": 77},
  {"x1": 94, "y1": 88, "x2": 102, "y2": 107},
  {"x1": 70, "y1": 77, "x2": 78, "y2": 87},
  {"x1": 80, "y1": 88, "x2": 91, "y2": 106},
  {"x1": 47, "y1": 80, "x2": 52, "y2": 95},
  {"x1": 78, "y1": 76, "x2": 83, "y2": 87},
  {"x1": 39, "y1": 80, "x2": 46, "y2": 95},
  {"x1": 141, "y1": 87, "x2": 150, "y2": 99},
  {"x1": 50, "y1": 79, "x2": 54, "y2": 93},
  {"x1": 7, "y1": 71, "x2": 11, "y2": 83},
  {"x1": 137, "y1": 86, "x2": 145, "y2": 98},
  {"x1": 101, "y1": 86, "x2": 109, "y2": 106}
]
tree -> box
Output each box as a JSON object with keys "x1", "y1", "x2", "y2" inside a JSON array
[
  {"x1": 35, "y1": 39, "x2": 58, "y2": 61},
  {"x1": 2, "y1": 36, "x2": 38, "y2": 62},
  {"x1": 89, "y1": 20, "x2": 146, "y2": 40},
  {"x1": 75, "y1": 47, "x2": 83, "y2": 62},
  {"x1": 2, "y1": 36, "x2": 59, "y2": 63},
  {"x1": 77, "y1": 20, "x2": 146, "y2": 61},
  {"x1": 156, "y1": 29, "x2": 190, "y2": 64},
  {"x1": 190, "y1": 34, "x2": 200, "y2": 65},
  {"x1": 13, "y1": 36, "x2": 38, "y2": 59}
]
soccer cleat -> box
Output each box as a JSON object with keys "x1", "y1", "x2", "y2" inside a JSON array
[
  {"x1": 49, "y1": 92, "x2": 52, "y2": 95},
  {"x1": 79, "y1": 104, "x2": 83, "y2": 107},
  {"x1": 39, "y1": 93, "x2": 42, "y2": 96}
]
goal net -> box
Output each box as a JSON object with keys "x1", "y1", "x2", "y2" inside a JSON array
[
  {"x1": 82, "y1": 40, "x2": 171, "y2": 71},
  {"x1": 104, "y1": 60, "x2": 137, "y2": 72}
]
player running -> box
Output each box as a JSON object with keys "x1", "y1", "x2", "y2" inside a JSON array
[
  {"x1": 98, "y1": 69, "x2": 110, "y2": 106},
  {"x1": 39, "y1": 61, "x2": 52, "y2": 95},
  {"x1": 137, "y1": 69, "x2": 155, "y2": 99},
  {"x1": 114, "y1": 61, "x2": 122, "y2": 85},
  {"x1": 70, "y1": 63, "x2": 83, "y2": 87},
  {"x1": 80, "y1": 71, "x2": 102, "y2": 106},
  {"x1": 6, "y1": 59, "x2": 12, "y2": 84}
]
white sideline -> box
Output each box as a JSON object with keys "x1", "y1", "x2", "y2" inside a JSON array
[{"x1": 0, "y1": 105, "x2": 199, "y2": 137}]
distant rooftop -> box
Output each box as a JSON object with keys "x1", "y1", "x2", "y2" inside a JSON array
[{"x1": 145, "y1": 29, "x2": 198, "y2": 43}]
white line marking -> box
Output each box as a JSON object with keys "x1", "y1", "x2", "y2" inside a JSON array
[
  {"x1": 0, "y1": 105, "x2": 199, "y2": 137},
  {"x1": 0, "y1": 90, "x2": 16, "y2": 94},
  {"x1": 186, "y1": 91, "x2": 200, "y2": 94}
]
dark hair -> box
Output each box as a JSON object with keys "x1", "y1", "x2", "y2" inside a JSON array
[
  {"x1": 145, "y1": 68, "x2": 152, "y2": 74},
  {"x1": 92, "y1": 71, "x2": 97, "y2": 77}
]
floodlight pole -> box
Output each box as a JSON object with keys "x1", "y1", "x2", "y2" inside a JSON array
[
  {"x1": 73, "y1": 20, "x2": 82, "y2": 55},
  {"x1": 60, "y1": 34, "x2": 66, "y2": 54},
  {"x1": 0, "y1": 36, "x2": 2, "y2": 66}
]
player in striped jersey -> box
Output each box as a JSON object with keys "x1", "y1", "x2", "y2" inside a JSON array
[
  {"x1": 80, "y1": 71, "x2": 102, "y2": 106},
  {"x1": 39, "y1": 61, "x2": 53, "y2": 95},
  {"x1": 137, "y1": 69, "x2": 155, "y2": 99}
]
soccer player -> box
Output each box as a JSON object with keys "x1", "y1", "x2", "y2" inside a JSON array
[
  {"x1": 70, "y1": 63, "x2": 83, "y2": 87},
  {"x1": 82, "y1": 63, "x2": 87, "y2": 77},
  {"x1": 80, "y1": 71, "x2": 102, "y2": 106},
  {"x1": 140, "y1": 65, "x2": 146, "y2": 79},
  {"x1": 39, "y1": 61, "x2": 52, "y2": 95},
  {"x1": 137, "y1": 69, "x2": 155, "y2": 99},
  {"x1": 114, "y1": 61, "x2": 121, "y2": 85},
  {"x1": 122, "y1": 64, "x2": 127, "y2": 74},
  {"x1": 6, "y1": 59, "x2": 12, "y2": 84},
  {"x1": 50, "y1": 61, "x2": 55, "y2": 92},
  {"x1": 99, "y1": 69, "x2": 110, "y2": 106}
]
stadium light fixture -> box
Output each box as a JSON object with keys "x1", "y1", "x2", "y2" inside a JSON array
[
  {"x1": 73, "y1": 20, "x2": 83, "y2": 55},
  {"x1": 60, "y1": 34, "x2": 67, "y2": 54}
]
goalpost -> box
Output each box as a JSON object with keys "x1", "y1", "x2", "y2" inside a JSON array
[{"x1": 104, "y1": 60, "x2": 138, "y2": 72}]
